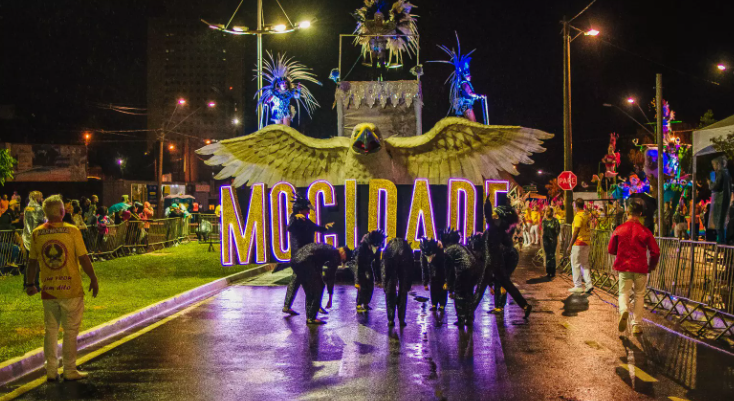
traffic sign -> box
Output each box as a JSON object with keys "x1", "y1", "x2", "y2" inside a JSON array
[{"x1": 557, "y1": 171, "x2": 577, "y2": 191}]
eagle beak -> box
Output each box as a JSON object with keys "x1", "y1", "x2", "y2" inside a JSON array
[{"x1": 352, "y1": 126, "x2": 382, "y2": 154}]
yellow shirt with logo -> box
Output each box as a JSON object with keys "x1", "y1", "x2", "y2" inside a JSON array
[
  {"x1": 572, "y1": 211, "x2": 591, "y2": 245},
  {"x1": 30, "y1": 222, "x2": 88, "y2": 300},
  {"x1": 530, "y1": 210, "x2": 540, "y2": 225}
]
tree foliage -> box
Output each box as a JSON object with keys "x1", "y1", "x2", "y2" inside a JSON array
[
  {"x1": 712, "y1": 133, "x2": 734, "y2": 160},
  {"x1": 699, "y1": 109, "x2": 717, "y2": 128},
  {"x1": 0, "y1": 149, "x2": 17, "y2": 186}
]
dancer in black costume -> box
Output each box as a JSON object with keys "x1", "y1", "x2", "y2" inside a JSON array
[
  {"x1": 291, "y1": 242, "x2": 352, "y2": 325},
  {"x1": 442, "y1": 230, "x2": 479, "y2": 327},
  {"x1": 382, "y1": 237, "x2": 413, "y2": 327},
  {"x1": 420, "y1": 238, "x2": 447, "y2": 312},
  {"x1": 475, "y1": 199, "x2": 532, "y2": 318},
  {"x1": 283, "y1": 193, "x2": 334, "y2": 315},
  {"x1": 352, "y1": 230, "x2": 385, "y2": 312}
]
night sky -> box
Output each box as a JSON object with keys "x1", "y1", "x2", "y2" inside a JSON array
[{"x1": 1, "y1": 0, "x2": 733, "y2": 187}]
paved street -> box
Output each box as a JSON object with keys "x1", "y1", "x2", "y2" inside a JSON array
[{"x1": 3, "y1": 250, "x2": 734, "y2": 400}]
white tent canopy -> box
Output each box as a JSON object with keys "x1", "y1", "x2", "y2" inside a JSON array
[{"x1": 692, "y1": 114, "x2": 734, "y2": 156}]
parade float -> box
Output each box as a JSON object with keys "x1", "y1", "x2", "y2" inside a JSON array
[{"x1": 197, "y1": 1, "x2": 554, "y2": 265}]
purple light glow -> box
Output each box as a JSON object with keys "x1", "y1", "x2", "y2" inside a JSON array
[
  {"x1": 405, "y1": 179, "x2": 437, "y2": 249},
  {"x1": 448, "y1": 178, "x2": 477, "y2": 245},
  {"x1": 269, "y1": 182, "x2": 295, "y2": 262}
]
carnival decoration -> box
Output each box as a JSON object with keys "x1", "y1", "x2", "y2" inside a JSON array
[
  {"x1": 352, "y1": 0, "x2": 419, "y2": 78},
  {"x1": 591, "y1": 133, "x2": 620, "y2": 197},
  {"x1": 429, "y1": 33, "x2": 487, "y2": 123},
  {"x1": 197, "y1": 117, "x2": 553, "y2": 187},
  {"x1": 255, "y1": 51, "x2": 321, "y2": 128}
]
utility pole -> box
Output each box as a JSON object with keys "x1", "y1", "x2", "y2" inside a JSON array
[
  {"x1": 656, "y1": 74, "x2": 663, "y2": 235},
  {"x1": 157, "y1": 130, "x2": 165, "y2": 218},
  {"x1": 562, "y1": 18, "x2": 573, "y2": 224}
]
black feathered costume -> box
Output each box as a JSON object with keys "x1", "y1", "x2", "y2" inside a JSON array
[
  {"x1": 420, "y1": 238, "x2": 447, "y2": 310},
  {"x1": 290, "y1": 243, "x2": 342, "y2": 322},
  {"x1": 283, "y1": 194, "x2": 331, "y2": 310},
  {"x1": 352, "y1": 230, "x2": 385, "y2": 309},
  {"x1": 382, "y1": 237, "x2": 413, "y2": 326},
  {"x1": 442, "y1": 230, "x2": 479, "y2": 325}
]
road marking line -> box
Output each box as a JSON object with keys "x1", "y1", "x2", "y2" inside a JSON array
[
  {"x1": 619, "y1": 364, "x2": 659, "y2": 382},
  {"x1": 0, "y1": 296, "x2": 216, "y2": 401}
]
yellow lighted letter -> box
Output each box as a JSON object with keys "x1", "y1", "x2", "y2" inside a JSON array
[
  {"x1": 483, "y1": 180, "x2": 509, "y2": 228},
  {"x1": 270, "y1": 182, "x2": 295, "y2": 261},
  {"x1": 308, "y1": 180, "x2": 337, "y2": 246},
  {"x1": 345, "y1": 179, "x2": 358, "y2": 249},
  {"x1": 368, "y1": 179, "x2": 397, "y2": 245},
  {"x1": 447, "y1": 178, "x2": 477, "y2": 244},
  {"x1": 405, "y1": 179, "x2": 437, "y2": 250},
  {"x1": 220, "y1": 184, "x2": 268, "y2": 265}
]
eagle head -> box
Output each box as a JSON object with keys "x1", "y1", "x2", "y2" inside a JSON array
[{"x1": 350, "y1": 123, "x2": 382, "y2": 155}]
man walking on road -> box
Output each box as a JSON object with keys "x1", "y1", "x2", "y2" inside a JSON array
[
  {"x1": 566, "y1": 198, "x2": 594, "y2": 294},
  {"x1": 24, "y1": 195, "x2": 99, "y2": 381},
  {"x1": 608, "y1": 202, "x2": 660, "y2": 335}
]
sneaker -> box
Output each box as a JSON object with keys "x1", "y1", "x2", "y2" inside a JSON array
[
  {"x1": 632, "y1": 325, "x2": 643, "y2": 335},
  {"x1": 437, "y1": 305, "x2": 445, "y2": 312},
  {"x1": 618, "y1": 311, "x2": 629, "y2": 332},
  {"x1": 523, "y1": 304, "x2": 533, "y2": 319},
  {"x1": 282, "y1": 307, "x2": 299, "y2": 315},
  {"x1": 307, "y1": 318, "x2": 326, "y2": 325},
  {"x1": 429, "y1": 305, "x2": 437, "y2": 311},
  {"x1": 46, "y1": 372, "x2": 58, "y2": 382},
  {"x1": 490, "y1": 307, "x2": 504, "y2": 314},
  {"x1": 319, "y1": 307, "x2": 329, "y2": 314},
  {"x1": 63, "y1": 370, "x2": 88, "y2": 381},
  {"x1": 585, "y1": 285, "x2": 594, "y2": 294},
  {"x1": 356, "y1": 305, "x2": 366, "y2": 313},
  {"x1": 568, "y1": 287, "x2": 584, "y2": 294}
]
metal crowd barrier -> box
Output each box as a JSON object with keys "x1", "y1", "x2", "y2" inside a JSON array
[{"x1": 0, "y1": 217, "x2": 199, "y2": 273}]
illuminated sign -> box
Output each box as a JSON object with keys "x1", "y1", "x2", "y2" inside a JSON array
[{"x1": 220, "y1": 179, "x2": 510, "y2": 265}]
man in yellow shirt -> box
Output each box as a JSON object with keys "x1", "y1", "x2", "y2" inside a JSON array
[
  {"x1": 24, "y1": 195, "x2": 99, "y2": 382},
  {"x1": 565, "y1": 198, "x2": 593, "y2": 293},
  {"x1": 529, "y1": 204, "x2": 541, "y2": 245}
]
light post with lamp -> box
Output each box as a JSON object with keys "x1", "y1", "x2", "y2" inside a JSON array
[
  {"x1": 561, "y1": 0, "x2": 600, "y2": 223},
  {"x1": 202, "y1": 0, "x2": 312, "y2": 128}
]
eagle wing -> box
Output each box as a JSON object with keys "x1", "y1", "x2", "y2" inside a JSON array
[
  {"x1": 196, "y1": 124, "x2": 351, "y2": 187},
  {"x1": 385, "y1": 117, "x2": 554, "y2": 184}
]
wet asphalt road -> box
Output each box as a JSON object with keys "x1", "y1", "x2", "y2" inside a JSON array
[{"x1": 4, "y1": 249, "x2": 734, "y2": 400}]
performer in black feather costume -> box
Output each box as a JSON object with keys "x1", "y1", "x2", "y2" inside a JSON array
[
  {"x1": 442, "y1": 229, "x2": 479, "y2": 326},
  {"x1": 420, "y1": 237, "x2": 447, "y2": 312},
  {"x1": 382, "y1": 237, "x2": 413, "y2": 327},
  {"x1": 352, "y1": 230, "x2": 386, "y2": 312},
  {"x1": 283, "y1": 193, "x2": 334, "y2": 315},
  {"x1": 291, "y1": 242, "x2": 353, "y2": 325},
  {"x1": 475, "y1": 199, "x2": 532, "y2": 318}
]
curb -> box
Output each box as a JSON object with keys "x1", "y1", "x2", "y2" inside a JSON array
[{"x1": 0, "y1": 263, "x2": 275, "y2": 387}]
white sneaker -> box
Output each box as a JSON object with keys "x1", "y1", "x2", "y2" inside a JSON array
[
  {"x1": 63, "y1": 370, "x2": 88, "y2": 381},
  {"x1": 585, "y1": 285, "x2": 594, "y2": 293},
  {"x1": 568, "y1": 287, "x2": 584, "y2": 294},
  {"x1": 618, "y1": 311, "x2": 629, "y2": 332},
  {"x1": 631, "y1": 325, "x2": 643, "y2": 335}
]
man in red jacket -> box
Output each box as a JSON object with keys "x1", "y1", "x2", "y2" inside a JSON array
[{"x1": 608, "y1": 202, "x2": 660, "y2": 335}]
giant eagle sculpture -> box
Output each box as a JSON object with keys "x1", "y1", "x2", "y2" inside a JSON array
[{"x1": 196, "y1": 117, "x2": 553, "y2": 187}]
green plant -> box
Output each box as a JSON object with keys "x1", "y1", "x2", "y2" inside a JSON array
[{"x1": 0, "y1": 149, "x2": 18, "y2": 185}]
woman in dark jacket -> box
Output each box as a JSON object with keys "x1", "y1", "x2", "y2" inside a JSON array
[{"x1": 542, "y1": 207, "x2": 561, "y2": 278}]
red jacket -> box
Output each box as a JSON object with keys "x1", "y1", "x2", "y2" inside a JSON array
[{"x1": 608, "y1": 219, "x2": 660, "y2": 274}]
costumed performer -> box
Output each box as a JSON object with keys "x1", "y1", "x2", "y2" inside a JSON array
[
  {"x1": 707, "y1": 155, "x2": 731, "y2": 244},
  {"x1": 283, "y1": 193, "x2": 335, "y2": 315},
  {"x1": 255, "y1": 51, "x2": 320, "y2": 127},
  {"x1": 352, "y1": 230, "x2": 386, "y2": 312},
  {"x1": 441, "y1": 229, "x2": 479, "y2": 326},
  {"x1": 420, "y1": 237, "x2": 447, "y2": 312},
  {"x1": 290, "y1": 242, "x2": 353, "y2": 325},
  {"x1": 542, "y1": 207, "x2": 561, "y2": 278},
  {"x1": 381, "y1": 237, "x2": 413, "y2": 327},
  {"x1": 475, "y1": 199, "x2": 532, "y2": 317},
  {"x1": 430, "y1": 33, "x2": 486, "y2": 122}
]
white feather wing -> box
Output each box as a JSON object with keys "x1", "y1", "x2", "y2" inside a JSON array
[
  {"x1": 385, "y1": 117, "x2": 554, "y2": 184},
  {"x1": 196, "y1": 124, "x2": 350, "y2": 187}
]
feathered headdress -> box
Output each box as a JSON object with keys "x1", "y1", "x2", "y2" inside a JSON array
[
  {"x1": 440, "y1": 228, "x2": 462, "y2": 246},
  {"x1": 366, "y1": 229, "x2": 387, "y2": 246},
  {"x1": 428, "y1": 32, "x2": 476, "y2": 114},
  {"x1": 255, "y1": 51, "x2": 321, "y2": 120},
  {"x1": 291, "y1": 192, "x2": 314, "y2": 212},
  {"x1": 352, "y1": 0, "x2": 419, "y2": 66}
]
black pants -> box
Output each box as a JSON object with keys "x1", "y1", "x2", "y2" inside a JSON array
[
  {"x1": 543, "y1": 238, "x2": 557, "y2": 276},
  {"x1": 304, "y1": 274, "x2": 325, "y2": 320},
  {"x1": 284, "y1": 272, "x2": 302, "y2": 309},
  {"x1": 454, "y1": 282, "x2": 475, "y2": 324},
  {"x1": 493, "y1": 267, "x2": 527, "y2": 309},
  {"x1": 385, "y1": 282, "x2": 411, "y2": 323},
  {"x1": 429, "y1": 278, "x2": 447, "y2": 308},
  {"x1": 356, "y1": 276, "x2": 374, "y2": 306}
]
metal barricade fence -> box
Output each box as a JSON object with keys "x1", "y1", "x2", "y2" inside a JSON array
[{"x1": 0, "y1": 229, "x2": 26, "y2": 273}]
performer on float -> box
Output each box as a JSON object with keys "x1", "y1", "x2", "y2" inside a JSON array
[
  {"x1": 381, "y1": 237, "x2": 413, "y2": 327},
  {"x1": 353, "y1": 230, "x2": 386, "y2": 312},
  {"x1": 290, "y1": 242, "x2": 352, "y2": 325},
  {"x1": 420, "y1": 238, "x2": 447, "y2": 312},
  {"x1": 441, "y1": 229, "x2": 479, "y2": 326},
  {"x1": 255, "y1": 51, "x2": 320, "y2": 127},
  {"x1": 475, "y1": 199, "x2": 532, "y2": 318},
  {"x1": 430, "y1": 33, "x2": 486, "y2": 122},
  {"x1": 353, "y1": 0, "x2": 419, "y2": 80},
  {"x1": 283, "y1": 193, "x2": 334, "y2": 315},
  {"x1": 594, "y1": 133, "x2": 621, "y2": 196}
]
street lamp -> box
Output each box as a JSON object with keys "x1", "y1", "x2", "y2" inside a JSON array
[
  {"x1": 561, "y1": 0, "x2": 599, "y2": 223},
  {"x1": 717, "y1": 64, "x2": 727, "y2": 71},
  {"x1": 202, "y1": 1, "x2": 313, "y2": 128},
  {"x1": 624, "y1": 97, "x2": 651, "y2": 123}
]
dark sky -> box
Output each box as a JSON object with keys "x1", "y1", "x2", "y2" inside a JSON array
[{"x1": 2, "y1": 0, "x2": 733, "y2": 185}]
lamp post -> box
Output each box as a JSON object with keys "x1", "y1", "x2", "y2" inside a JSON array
[
  {"x1": 202, "y1": 1, "x2": 312, "y2": 128},
  {"x1": 561, "y1": 11, "x2": 599, "y2": 223}
]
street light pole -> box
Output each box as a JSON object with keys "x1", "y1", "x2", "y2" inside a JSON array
[
  {"x1": 562, "y1": 18, "x2": 573, "y2": 224},
  {"x1": 656, "y1": 74, "x2": 664, "y2": 236},
  {"x1": 157, "y1": 130, "x2": 165, "y2": 218}
]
